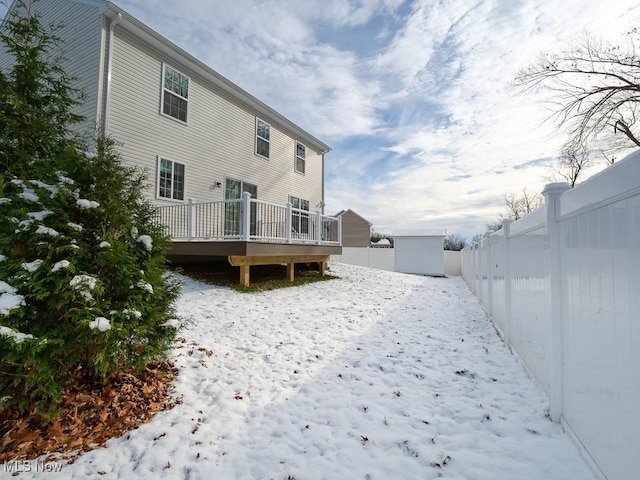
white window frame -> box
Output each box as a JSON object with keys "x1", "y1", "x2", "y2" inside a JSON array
[
  {"x1": 295, "y1": 141, "x2": 306, "y2": 174},
  {"x1": 161, "y1": 63, "x2": 190, "y2": 123},
  {"x1": 255, "y1": 118, "x2": 270, "y2": 159},
  {"x1": 156, "y1": 156, "x2": 186, "y2": 201}
]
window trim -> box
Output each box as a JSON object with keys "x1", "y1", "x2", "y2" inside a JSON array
[
  {"x1": 295, "y1": 141, "x2": 306, "y2": 174},
  {"x1": 160, "y1": 63, "x2": 190, "y2": 124},
  {"x1": 255, "y1": 118, "x2": 271, "y2": 159},
  {"x1": 156, "y1": 156, "x2": 186, "y2": 202}
]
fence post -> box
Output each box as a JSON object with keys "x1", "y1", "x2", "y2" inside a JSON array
[
  {"x1": 187, "y1": 198, "x2": 196, "y2": 241},
  {"x1": 285, "y1": 202, "x2": 292, "y2": 243},
  {"x1": 485, "y1": 231, "x2": 493, "y2": 315},
  {"x1": 502, "y1": 219, "x2": 513, "y2": 346},
  {"x1": 542, "y1": 182, "x2": 570, "y2": 422},
  {"x1": 242, "y1": 191, "x2": 251, "y2": 241},
  {"x1": 315, "y1": 210, "x2": 322, "y2": 244}
]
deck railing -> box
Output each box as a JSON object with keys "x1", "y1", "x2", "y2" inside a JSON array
[{"x1": 154, "y1": 192, "x2": 341, "y2": 245}]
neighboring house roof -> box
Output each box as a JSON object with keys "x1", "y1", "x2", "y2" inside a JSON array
[
  {"x1": 334, "y1": 209, "x2": 373, "y2": 225},
  {"x1": 91, "y1": 1, "x2": 330, "y2": 155}
]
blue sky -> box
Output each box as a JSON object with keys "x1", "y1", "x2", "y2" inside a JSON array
[{"x1": 2, "y1": 0, "x2": 639, "y2": 239}]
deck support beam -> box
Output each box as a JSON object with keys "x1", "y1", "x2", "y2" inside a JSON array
[{"x1": 228, "y1": 255, "x2": 330, "y2": 287}]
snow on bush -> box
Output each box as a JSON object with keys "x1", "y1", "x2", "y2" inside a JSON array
[
  {"x1": 136, "y1": 234, "x2": 153, "y2": 251},
  {"x1": 0, "y1": 325, "x2": 33, "y2": 343},
  {"x1": 76, "y1": 198, "x2": 100, "y2": 209},
  {"x1": 88, "y1": 317, "x2": 111, "y2": 332}
]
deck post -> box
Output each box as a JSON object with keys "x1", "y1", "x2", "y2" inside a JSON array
[
  {"x1": 242, "y1": 192, "x2": 251, "y2": 241},
  {"x1": 287, "y1": 262, "x2": 295, "y2": 282},
  {"x1": 240, "y1": 265, "x2": 250, "y2": 287},
  {"x1": 315, "y1": 210, "x2": 322, "y2": 244},
  {"x1": 285, "y1": 202, "x2": 292, "y2": 243},
  {"x1": 337, "y1": 216, "x2": 342, "y2": 245},
  {"x1": 187, "y1": 198, "x2": 196, "y2": 241}
]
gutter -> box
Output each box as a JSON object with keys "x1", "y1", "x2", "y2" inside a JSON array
[{"x1": 103, "y1": 12, "x2": 122, "y2": 134}]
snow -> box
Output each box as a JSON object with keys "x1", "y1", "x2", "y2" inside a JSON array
[
  {"x1": 21, "y1": 259, "x2": 43, "y2": 272},
  {"x1": 99, "y1": 241, "x2": 112, "y2": 249},
  {"x1": 0, "y1": 325, "x2": 33, "y2": 343},
  {"x1": 135, "y1": 280, "x2": 153, "y2": 293},
  {"x1": 76, "y1": 199, "x2": 100, "y2": 209},
  {"x1": 67, "y1": 222, "x2": 83, "y2": 232},
  {"x1": 89, "y1": 317, "x2": 111, "y2": 332},
  {"x1": 18, "y1": 189, "x2": 39, "y2": 203},
  {"x1": 7, "y1": 263, "x2": 598, "y2": 479},
  {"x1": 0, "y1": 255, "x2": 6, "y2": 263},
  {"x1": 0, "y1": 281, "x2": 25, "y2": 316},
  {"x1": 0, "y1": 198, "x2": 11, "y2": 205},
  {"x1": 69, "y1": 275, "x2": 97, "y2": 301},
  {"x1": 35, "y1": 225, "x2": 59, "y2": 237},
  {"x1": 26, "y1": 210, "x2": 53, "y2": 221},
  {"x1": 136, "y1": 234, "x2": 153, "y2": 251},
  {"x1": 51, "y1": 260, "x2": 70, "y2": 273}
]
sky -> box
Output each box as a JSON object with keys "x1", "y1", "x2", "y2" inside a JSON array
[{"x1": 2, "y1": 0, "x2": 640, "y2": 238}]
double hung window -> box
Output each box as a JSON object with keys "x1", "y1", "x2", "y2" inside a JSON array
[
  {"x1": 295, "y1": 141, "x2": 306, "y2": 174},
  {"x1": 162, "y1": 64, "x2": 189, "y2": 122},
  {"x1": 256, "y1": 118, "x2": 270, "y2": 158}
]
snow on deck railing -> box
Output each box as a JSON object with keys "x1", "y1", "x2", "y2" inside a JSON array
[{"x1": 154, "y1": 192, "x2": 341, "y2": 245}]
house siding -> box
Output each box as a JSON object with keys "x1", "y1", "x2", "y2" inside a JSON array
[
  {"x1": 107, "y1": 25, "x2": 324, "y2": 209},
  {"x1": 0, "y1": 0, "x2": 104, "y2": 136}
]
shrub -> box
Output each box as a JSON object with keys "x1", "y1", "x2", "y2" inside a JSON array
[{"x1": 0, "y1": 1, "x2": 180, "y2": 416}]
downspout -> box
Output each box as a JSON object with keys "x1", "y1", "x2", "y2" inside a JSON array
[{"x1": 103, "y1": 12, "x2": 122, "y2": 135}]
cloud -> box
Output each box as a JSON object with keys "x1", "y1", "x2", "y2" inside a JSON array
[{"x1": 4, "y1": 0, "x2": 638, "y2": 239}]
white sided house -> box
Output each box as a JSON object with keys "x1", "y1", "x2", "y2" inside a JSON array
[{"x1": 1, "y1": 0, "x2": 341, "y2": 284}]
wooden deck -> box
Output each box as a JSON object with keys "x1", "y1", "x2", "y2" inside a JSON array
[{"x1": 167, "y1": 241, "x2": 341, "y2": 286}]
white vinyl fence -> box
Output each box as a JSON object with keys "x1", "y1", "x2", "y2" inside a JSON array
[{"x1": 461, "y1": 152, "x2": 640, "y2": 480}]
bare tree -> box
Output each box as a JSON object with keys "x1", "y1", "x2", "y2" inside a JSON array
[
  {"x1": 505, "y1": 188, "x2": 542, "y2": 220},
  {"x1": 513, "y1": 32, "x2": 640, "y2": 155},
  {"x1": 444, "y1": 233, "x2": 467, "y2": 251},
  {"x1": 548, "y1": 141, "x2": 592, "y2": 187}
]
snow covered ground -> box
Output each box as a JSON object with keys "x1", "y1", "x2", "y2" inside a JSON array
[{"x1": 3, "y1": 263, "x2": 599, "y2": 479}]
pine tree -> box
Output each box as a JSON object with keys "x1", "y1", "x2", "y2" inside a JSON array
[{"x1": 0, "y1": 1, "x2": 181, "y2": 416}]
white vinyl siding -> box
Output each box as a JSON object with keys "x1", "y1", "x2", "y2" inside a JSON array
[
  {"x1": 157, "y1": 157, "x2": 185, "y2": 201},
  {"x1": 106, "y1": 26, "x2": 324, "y2": 209},
  {"x1": 162, "y1": 64, "x2": 189, "y2": 122},
  {"x1": 0, "y1": 1, "x2": 104, "y2": 135}
]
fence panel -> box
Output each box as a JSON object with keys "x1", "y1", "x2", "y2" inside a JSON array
[{"x1": 460, "y1": 151, "x2": 640, "y2": 480}]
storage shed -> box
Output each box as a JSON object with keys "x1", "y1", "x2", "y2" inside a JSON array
[
  {"x1": 392, "y1": 230, "x2": 445, "y2": 276},
  {"x1": 334, "y1": 209, "x2": 372, "y2": 247}
]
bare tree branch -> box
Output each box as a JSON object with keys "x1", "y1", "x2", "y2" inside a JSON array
[{"x1": 513, "y1": 32, "x2": 640, "y2": 154}]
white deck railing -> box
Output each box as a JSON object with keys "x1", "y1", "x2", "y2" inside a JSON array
[{"x1": 154, "y1": 192, "x2": 341, "y2": 245}]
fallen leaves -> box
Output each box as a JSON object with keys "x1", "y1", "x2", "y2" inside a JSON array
[{"x1": 0, "y1": 360, "x2": 178, "y2": 463}]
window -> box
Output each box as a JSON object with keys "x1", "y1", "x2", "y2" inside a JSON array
[
  {"x1": 290, "y1": 195, "x2": 310, "y2": 235},
  {"x1": 295, "y1": 141, "x2": 306, "y2": 174},
  {"x1": 157, "y1": 157, "x2": 185, "y2": 200},
  {"x1": 256, "y1": 118, "x2": 270, "y2": 158},
  {"x1": 162, "y1": 64, "x2": 189, "y2": 122}
]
